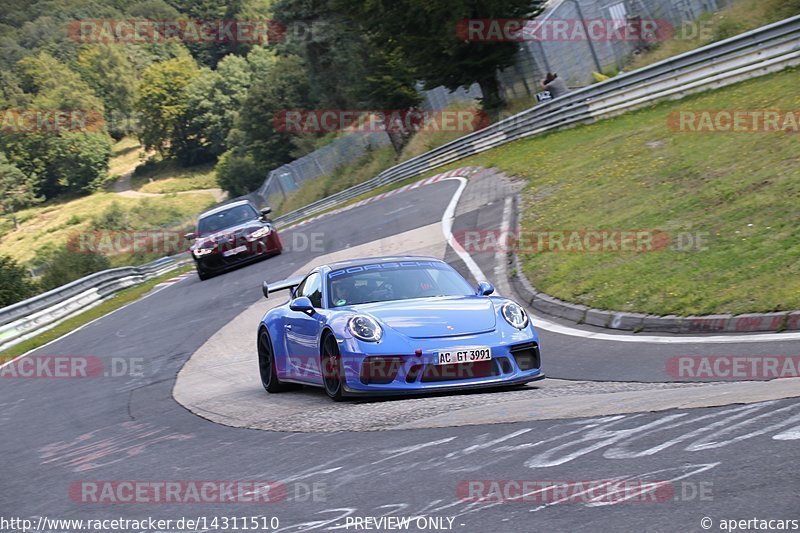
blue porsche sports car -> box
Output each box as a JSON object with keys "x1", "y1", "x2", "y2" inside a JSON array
[{"x1": 258, "y1": 256, "x2": 544, "y2": 400}]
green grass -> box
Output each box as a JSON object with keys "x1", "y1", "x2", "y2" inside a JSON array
[
  {"x1": 430, "y1": 68, "x2": 800, "y2": 316},
  {"x1": 275, "y1": 146, "x2": 398, "y2": 216},
  {"x1": 108, "y1": 137, "x2": 145, "y2": 178},
  {"x1": 132, "y1": 160, "x2": 218, "y2": 193},
  {"x1": 0, "y1": 264, "x2": 193, "y2": 363},
  {"x1": 627, "y1": 0, "x2": 800, "y2": 71}
]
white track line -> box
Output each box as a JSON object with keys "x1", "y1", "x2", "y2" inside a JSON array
[
  {"x1": 441, "y1": 177, "x2": 486, "y2": 283},
  {"x1": 443, "y1": 176, "x2": 800, "y2": 345}
]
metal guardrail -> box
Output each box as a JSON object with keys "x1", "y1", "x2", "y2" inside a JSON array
[
  {"x1": 270, "y1": 15, "x2": 800, "y2": 228},
  {"x1": 0, "y1": 256, "x2": 188, "y2": 352}
]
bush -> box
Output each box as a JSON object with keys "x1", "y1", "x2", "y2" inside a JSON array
[
  {"x1": 216, "y1": 151, "x2": 265, "y2": 197},
  {"x1": 38, "y1": 243, "x2": 111, "y2": 292},
  {"x1": 91, "y1": 201, "x2": 131, "y2": 231},
  {"x1": 0, "y1": 255, "x2": 37, "y2": 307}
]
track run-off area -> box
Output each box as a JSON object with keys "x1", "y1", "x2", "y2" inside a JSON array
[{"x1": 2, "y1": 169, "x2": 799, "y2": 531}]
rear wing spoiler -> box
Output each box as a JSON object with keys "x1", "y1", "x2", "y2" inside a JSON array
[{"x1": 262, "y1": 276, "x2": 304, "y2": 299}]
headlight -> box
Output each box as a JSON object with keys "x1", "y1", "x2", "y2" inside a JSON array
[
  {"x1": 247, "y1": 226, "x2": 271, "y2": 241},
  {"x1": 193, "y1": 247, "x2": 214, "y2": 257},
  {"x1": 502, "y1": 302, "x2": 529, "y2": 329},
  {"x1": 348, "y1": 315, "x2": 382, "y2": 342}
]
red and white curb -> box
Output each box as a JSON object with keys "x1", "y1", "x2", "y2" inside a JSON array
[{"x1": 153, "y1": 272, "x2": 192, "y2": 289}]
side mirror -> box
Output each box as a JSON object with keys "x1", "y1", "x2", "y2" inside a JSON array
[
  {"x1": 184, "y1": 232, "x2": 196, "y2": 241},
  {"x1": 477, "y1": 281, "x2": 495, "y2": 296},
  {"x1": 289, "y1": 296, "x2": 314, "y2": 313},
  {"x1": 262, "y1": 281, "x2": 269, "y2": 299},
  {"x1": 260, "y1": 207, "x2": 272, "y2": 216}
]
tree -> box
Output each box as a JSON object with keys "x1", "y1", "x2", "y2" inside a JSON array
[
  {"x1": 0, "y1": 254, "x2": 36, "y2": 307},
  {"x1": 1, "y1": 53, "x2": 112, "y2": 198},
  {"x1": 0, "y1": 153, "x2": 42, "y2": 229},
  {"x1": 274, "y1": 0, "x2": 420, "y2": 110},
  {"x1": 17, "y1": 51, "x2": 106, "y2": 113},
  {"x1": 184, "y1": 53, "x2": 252, "y2": 158},
  {"x1": 77, "y1": 44, "x2": 138, "y2": 139},
  {"x1": 232, "y1": 53, "x2": 311, "y2": 170},
  {"x1": 332, "y1": 0, "x2": 546, "y2": 113},
  {"x1": 0, "y1": 132, "x2": 112, "y2": 197},
  {"x1": 135, "y1": 54, "x2": 202, "y2": 163},
  {"x1": 215, "y1": 148, "x2": 263, "y2": 197}
]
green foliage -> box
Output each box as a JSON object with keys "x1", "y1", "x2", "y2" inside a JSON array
[
  {"x1": 274, "y1": 0, "x2": 420, "y2": 110},
  {"x1": 37, "y1": 242, "x2": 111, "y2": 292},
  {"x1": 234, "y1": 53, "x2": 311, "y2": 165},
  {"x1": 215, "y1": 149, "x2": 264, "y2": 197},
  {"x1": 0, "y1": 254, "x2": 37, "y2": 307},
  {"x1": 0, "y1": 153, "x2": 43, "y2": 227},
  {"x1": 0, "y1": 51, "x2": 113, "y2": 198},
  {"x1": 214, "y1": 51, "x2": 312, "y2": 195},
  {"x1": 1, "y1": 132, "x2": 113, "y2": 197},
  {"x1": 91, "y1": 201, "x2": 131, "y2": 230},
  {"x1": 17, "y1": 52, "x2": 106, "y2": 113},
  {"x1": 135, "y1": 54, "x2": 203, "y2": 163},
  {"x1": 772, "y1": 0, "x2": 800, "y2": 18},
  {"x1": 184, "y1": 54, "x2": 252, "y2": 157},
  {"x1": 77, "y1": 44, "x2": 139, "y2": 139},
  {"x1": 125, "y1": 0, "x2": 182, "y2": 19},
  {"x1": 331, "y1": 0, "x2": 546, "y2": 113}
]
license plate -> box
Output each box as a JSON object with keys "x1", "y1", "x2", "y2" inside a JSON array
[
  {"x1": 434, "y1": 347, "x2": 492, "y2": 365},
  {"x1": 222, "y1": 244, "x2": 247, "y2": 257}
]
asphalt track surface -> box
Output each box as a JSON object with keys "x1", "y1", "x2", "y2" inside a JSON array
[{"x1": 2, "y1": 178, "x2": 798, "y2": 532}]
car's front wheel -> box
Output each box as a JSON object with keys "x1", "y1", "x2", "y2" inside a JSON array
[
  {"x1": 321, "y1": 335, "x2": 345, "y2": 401},
  {"x1": 258, "y1": 328, "x2": 293, "y2": 393},
  {"x1": 196, "y1": 265, "x2": 212, "y2": 281}
]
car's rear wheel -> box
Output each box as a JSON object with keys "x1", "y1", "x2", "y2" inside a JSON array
[
  {"x1": 258, "y1": 328, "x2": 293, "y2": 393},
  {"x1": 321, "y1": 335, "x2": 345, "y2": 401}
]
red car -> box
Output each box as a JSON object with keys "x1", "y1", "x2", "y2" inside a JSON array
[{"x1": 186, "y1": 200, "x2": 282, "y2": 281}]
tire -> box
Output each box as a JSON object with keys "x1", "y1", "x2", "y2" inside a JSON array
[
  {"x1": 258, "y1": 328, "x2": 293, "y2": 393},
  {"x1": 321, "y1": 334, "x2": 346, "y2": 401}
]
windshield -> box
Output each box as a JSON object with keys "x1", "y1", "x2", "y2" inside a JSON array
[
  {"x1": 197, "y1": 204, "x2": 259, "y2": 235},
  {"x1": 327, "y1": 261, "x2": 474, "y2": 307}
]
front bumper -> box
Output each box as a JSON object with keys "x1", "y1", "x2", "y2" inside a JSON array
[
  {"x1": 336, "y1": 336, "x2": 544, "y2": 397},
  {"x1": 194, "y1": 232, "x2": 282, "y2": 274}
]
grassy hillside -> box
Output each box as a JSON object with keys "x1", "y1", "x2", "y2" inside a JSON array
[
  {"x1": 627, "y1": 0, "x2": 800, "y2": 71},
  {"x1": 0, "y1": 193, "x2": 217, "y2": 267},
  {"x1": 440, "y1": 68, "x2": 800, "y2": 315},
  {"x1": 132, "y1": 160, "x2": 218, "y2": 194}
]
